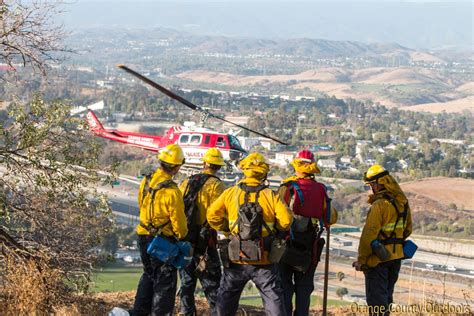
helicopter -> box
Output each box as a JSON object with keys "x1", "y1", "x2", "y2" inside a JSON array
[{"x1": 86, "y1": 65, "x2": 288, "y2": 178}]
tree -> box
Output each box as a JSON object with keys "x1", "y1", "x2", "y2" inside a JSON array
[
  {"x1": 336, "y1": 287, "x2": 348, "y2": 300},
  {"x1": 1, "y1": 1, "x2": 115, "y2": 313},
  {"x1": 337, "y1": 271, "x2": 345, "y2": 282},
  {"x1": 1, "y1": 0, "x2": 68, "y2": 75},
  {"x1": 1, "y1": 97, "x2": 114, "y2": 310}
]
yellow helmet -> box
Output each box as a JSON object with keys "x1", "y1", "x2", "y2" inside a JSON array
[
  {"x1": 202, "y1": 148, "x2": 225, "y2": 166},
  {"x1": 238, "y1": 152, "x2": 269, "y2": 176},
  {"x1": 158, "y1": 144, "x2": 185, "y2": 166},
  {"x1": 364, "y1": 164, "x2": 389, "y2": 183}
]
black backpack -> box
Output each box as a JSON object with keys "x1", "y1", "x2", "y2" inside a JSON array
[
  {"x1": 182, "y1": 173, "x2": 219, "y2": 246},
  {"x1": 228, "y1": 183, "x2": 273, "y2": 262}
]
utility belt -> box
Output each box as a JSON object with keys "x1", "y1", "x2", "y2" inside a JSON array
[
  {"x1": 372, "y1": 238, "x2": 418, "y2": 261},
  {"x1": 381, "y1": 238, "x2": 404, "y2": 245},
  {"x1": 227, "y1": 234, "x2": 276, "y2": 262}
]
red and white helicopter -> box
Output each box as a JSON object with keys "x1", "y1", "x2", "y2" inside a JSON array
[{"x1": 86, "y1": 65, "x2": 287, "y2": 177}]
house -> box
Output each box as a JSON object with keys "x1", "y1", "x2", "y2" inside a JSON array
[
  {"x1": 318, "y1": 159, "x2": 337, "y2": 171},
  {"x1": 272, "y1": 151, "x2": 296, "y2": 167}
]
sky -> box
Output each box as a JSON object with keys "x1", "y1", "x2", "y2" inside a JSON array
[{"x1": 60, "y1": 1, "x2": 473, "y2": 49}]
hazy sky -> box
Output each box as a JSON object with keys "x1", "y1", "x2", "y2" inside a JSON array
[{"x1": 61, "y1": 1, "x2": 473, "y2": 49}]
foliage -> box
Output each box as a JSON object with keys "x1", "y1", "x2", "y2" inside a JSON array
[
  {"x1": 0, "y1": 0, "x2": 68, "y2": 75},
  {"x1": 337, "y1": 271, "x2": 345, "y2": 282},
  {"x1": 0, "y1": 96, "x2": 115, "y2": 307},
  {"x1": 335, "y1": 287, "x2": 348, "y2": 300}
]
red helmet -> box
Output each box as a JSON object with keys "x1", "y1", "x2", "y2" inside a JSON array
[{"x1": 295, "y1": 150, "x2": 315, "y2": 163}]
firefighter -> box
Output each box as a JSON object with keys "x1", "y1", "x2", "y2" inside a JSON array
[
  {"x1": 178, "y1": 148, "x2": 226, "y2": 316},
  {"x1": 207, "y1": 152, "x2": 293, "y2": 316},
  {"x1": 353, "y1": 165, "x2": 412, "y2": 316},
  {"x1": 130, "y1": 144, "x2": 188, "y2": 316},
  {"x1": 278, "y1": 150, "x2": 338, "y2": 316}
]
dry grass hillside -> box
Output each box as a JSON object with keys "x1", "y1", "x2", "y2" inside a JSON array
[
  {"x1": 400, "y1": 95, "x2": 473, "y2": 113},
  {"x1": 400, "y1": 177, "x2": 474, "y2": 211},
  {"x1": 176, "y1": 68, "x2": 472, "y2": 113},
  {"x1": 335, "y1": 177, "x2": 474, "y2": 238}
]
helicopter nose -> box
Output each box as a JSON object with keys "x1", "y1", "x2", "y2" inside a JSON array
[{"x1": 229, "y1": 150, "x2": 245, "y2": 161}]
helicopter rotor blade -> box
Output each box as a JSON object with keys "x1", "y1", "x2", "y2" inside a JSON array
[{"x1": 117, "y1": 64, "x2": 288, "y2": 145}]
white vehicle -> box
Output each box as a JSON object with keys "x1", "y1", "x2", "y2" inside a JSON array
[
  {"x1": 446, "y1": 265, "x2": 456, "y2": 271},
  {"x1": 425, "y1": 263, "x2": 434, "y2": 271}
]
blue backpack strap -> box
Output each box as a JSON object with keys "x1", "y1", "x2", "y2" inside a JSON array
[{"x1": 290, "y1": 181, "x2": 305, "y2": 206}]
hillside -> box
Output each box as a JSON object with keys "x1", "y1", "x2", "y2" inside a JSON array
[
  {"x1": 400, "y1": 177, "x2": 474, "y2": 211},
  {"x1": 334, "y1": 177, "x2": 474, "y2": 238},
  {"x1": 176, "y1": 68, "x2": 472, "y2": 111}
]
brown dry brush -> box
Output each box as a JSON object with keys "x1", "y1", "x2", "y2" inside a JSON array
[{"x1": 0, "y1": 96, "x2": 116, "y2": 313}]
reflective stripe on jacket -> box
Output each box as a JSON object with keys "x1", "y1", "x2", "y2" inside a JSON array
[
  {"x1": 136, "y1": 168, "x2": 188, "y2": 239},
  {"x1": 358, "y1": 192, "x2": 412, "y2": 268}
]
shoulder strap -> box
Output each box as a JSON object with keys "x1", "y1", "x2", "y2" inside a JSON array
[
  {"x1": 145, "y1": 179, "x2": 176, "y2": 234},
  {"x1": 379, "y1": 193, "x2": 408, "y2": 242},
  {"x1": 230, "y1": 183, "x2": 270, "y2": 235},
  {"x1": 141, "y1": 173, "x2": 154, "y2": 206},
  {"x1": 238, "y1": 183, "x2": 267, "y2": 193},
  {"x1": 183, "y1": 173, "x2": 217, "y2": 225},
  {"x1": 290, "y1": 181, "x2": 305, "y2": 206}
]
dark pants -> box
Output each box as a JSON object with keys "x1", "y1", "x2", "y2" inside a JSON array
[
  {"x1": 179, "y1": 247, "x2": 222, "y2": 316},
  {"x1": 216, "y1": 263, "x2": 286, "y2": 316},
  {"x1": 280, "y1": 262, "x2": 317, "y2": 316},
  {"x1": 364, "y1": 259, "x2": 401, "y2": 316},
  {"x1": 131, "y1": 235, "x2": 178, "y2": 316}
]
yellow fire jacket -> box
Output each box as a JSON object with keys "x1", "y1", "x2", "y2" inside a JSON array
[
  {"x1": 207, "y1": 177, "x2": 293, "y2": 265},
  {"x1": 136, "y1": 168, "x2": 188, "y2": 240},
  {"x1": 358, "y1": 191, "x2": 412, "y2": 268},
  {"x1": 179, "y1": 170, "x2": 225, "y2": 226},
  {"x1": 278, "y1": 175, "x2": 338, "y2": 226}
]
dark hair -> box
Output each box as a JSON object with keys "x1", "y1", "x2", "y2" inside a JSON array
[
  {"x1": 208, "y1": 163, "x2": 222, "y2": 171},
  {"x1": 160, "y1": 160, "x2": 178, "y2": 173}
]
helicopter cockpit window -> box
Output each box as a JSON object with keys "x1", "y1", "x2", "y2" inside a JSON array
[
  {"x1": 190, "y1": 135, "x2": 202, "y2": 144},
  {"x1": 228, "y1": 135, "x2": 244, "y2": 151},
  {"x1": 178, "y1": 134, "x2": 190, "y2": 144},
  {"x1": 216, "y1": 136, "x2": 227, "y2": 147}
]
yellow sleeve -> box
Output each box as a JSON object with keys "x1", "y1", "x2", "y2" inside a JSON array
[
  {"x1": 358, "y1": 203, "x2": 383, "y2": 264},
  {"x1": 277, "y1": 185, "x2": 292, "y2": 206},
  {"x1": 138, "y1": 177, "x2": 146, "y2": 208},
  {"x1": 273, "y1": 193, "x2": 293, "y2": 231},
  {"x1": 404, "y1": 208, "x2": 413, "y2": 239},
  {"x1": 179, "y1": 179, "x2": 189, "y2": 196},
  {"x1": 168, "y1": 189, "x2": 188, "y2": 240},
  {"x1": 207, "y1": 189, "x2": 230, "y2": 232}
]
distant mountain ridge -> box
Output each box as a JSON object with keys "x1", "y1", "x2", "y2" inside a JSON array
[
  {"x1": 187, "y1": 36, "x2": 409, "y2": 57},
  {"x1": 71, "y1": 27, "x2": 411, "y2": 58}
]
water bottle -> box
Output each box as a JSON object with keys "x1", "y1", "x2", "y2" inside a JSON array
[{"x1": 371, "y1": 240, "x2": 390, "y2": 261}]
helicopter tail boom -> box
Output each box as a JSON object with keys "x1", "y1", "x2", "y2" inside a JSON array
[{"x1": 85, "y1": 110, "x2": 162, "y2": 152}]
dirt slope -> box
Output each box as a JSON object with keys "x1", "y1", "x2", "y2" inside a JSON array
[{"x1": 400, "y1": 177, "x2": 474, "y2": 211}]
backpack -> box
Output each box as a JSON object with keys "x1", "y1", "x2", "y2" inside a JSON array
[
  {"x1": 280, "y1": 180, "x2": 331, "y2": 272},
  {"x1": 182, "y1": 173, "x2": 219, "y2": 250},
  {"x1": 228, "y1": 183, "x2": 273, "y2": 262}
]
